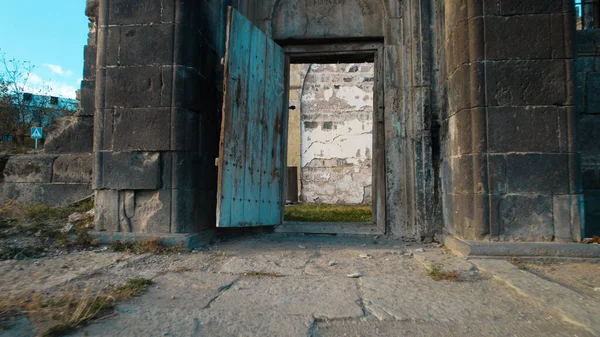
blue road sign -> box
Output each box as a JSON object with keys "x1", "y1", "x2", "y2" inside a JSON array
[{"x1": 31, "y1": 127, "x2": 43, "y2": 139}]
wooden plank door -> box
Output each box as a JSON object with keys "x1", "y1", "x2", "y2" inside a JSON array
[{"x1": 216, "y1": 7, "x2": 287, "y2": 227}]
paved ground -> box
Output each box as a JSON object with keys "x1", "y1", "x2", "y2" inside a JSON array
[{"x1": 1, "y1": 234, "x2": 599, "y2": 337}]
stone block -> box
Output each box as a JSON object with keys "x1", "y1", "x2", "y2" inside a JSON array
[
  {"x1": 488, "y1": 154, "x2": 507, "y2": 194},
  {"x1": 104, "y1": 66, "x2": 168, "y2": 108},
  {"x1": 504, "y1": 154, "x2": 569, "y2": 194},
  {"x1": 583, "y1": 192, "x2": 600, "y2": 237},
  {"x1": 486, "y1": 60, "x2": 566, "y2": 106},
  {"x1": 95, "y1": 152, "x2": 161, "y2": 190},
  {"x1": 118, "y1": 24, "x2": 175, "y2": 66},
  {"x1": 495, "y1": 194, "x2": 554, "y2": 242},
  {"x1": 487, "y1": 106, "x2": 560, "y2": 153},
  {"x1": 446, "y1": 193, "x2": 489, "y2": 240},
  {"x1": 496, "y1": 0, "x2": 563, "y2": 15},
  {"x1": 553, "y1": 194, "x2": 583, "y2": 243},
  {"x1": 105, "y1": 26, "x2": 120, "y2": 67},
  {"x1": 95, "y1": 188, "x2": 195, "y2": 233},
  {"x1": 174, "y1": 24, "x2": 203, "y2": 70},
  {"x1": 575, "y1": 71, "x2": 586, "y2": 115},
  {"x1": 129, "y1": 189, "x2": 172, "y2": 233},
  {"x1": 447, "y1": 64, "x2": 472, "y2": 114},
  {"x1": 550, "y1": 13, "x2": 567, "y2": 59},
  {"x1": 587, "y1": 72, "x2": 600, "y2": 113},
  {"x1": 574, "y1": 30, "x2": 600, "y2": 55},
  {"x1": 78, "y1": 79, "x2": 95, "y2": 117},
  {"x1": 0, "y1": 183, "x2": 92, "y2": 206},
  {"x1": 485, "y1": 15, "x2": 551, "y2": 60},
  {"x1": 445, "y1": 0, "x2": 467, "y2": 29},
  {"x1": 53, "y1": 154, "x2": 93, "y2": 184},
  {"x1": 172, "y1": 108, "x2": 200, "y2": 151},
  {"x1": 579, "y1": 115, "x2": 600, "y2": 154},
  {"x1": 111, "y1": 108, "x2": 171, "y2": 151},
  {"x1": 44, "y1": 116, "x2": 94, "y2": 154},
  {"x1": 161, "y1": 66, "x2": 205, "y2": 111},
  {"x1": 449, "y1": 155, "x2": 473, "y2": 195},
  {"x1": 108, "y1": 0, "x2": 162, "y2": 26},
  {"x1": 83, "y1": 45, "x2": 96, "y2": 80},
  {"x1": 581, "y1": 157, "x2": 600, "y2": 191},
  {"x1": 3, "y1": 155, "x2": 56, "y2": 183},
  {"x1": 94, "y1": 189, "x2": 120, "y2": 231},
  {"x1": 161, "y1": 152, "x2": 200, "y2": 189},
  {"x1": 446, "y1": 19, "x2": 469, "y2": 73}
]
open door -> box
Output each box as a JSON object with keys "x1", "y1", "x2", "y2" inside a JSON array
[{"x1": 216, "y1": 7, "x2": 287, "y2": 227}]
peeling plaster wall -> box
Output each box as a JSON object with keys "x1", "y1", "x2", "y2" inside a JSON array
[{"x1": 299, "y1": 63, "x2": 374, "y2": 205}]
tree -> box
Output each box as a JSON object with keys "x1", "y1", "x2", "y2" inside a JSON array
[{"x1": 0, "y1": 51, "x2": 72, "y2": 146}]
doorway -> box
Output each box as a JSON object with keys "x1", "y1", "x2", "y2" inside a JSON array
[
  {"x1": 280, "y1": 43, "x2": 386, "y2": 235},
  {"x1": 216, "y1": 8, "x2": 385, "y2": 235},
  {"x1": 284, "y1": 62, "x2": 375, "y2": 224}
]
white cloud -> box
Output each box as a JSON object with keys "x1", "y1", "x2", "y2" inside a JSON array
[
  {"x1": 44, "y1": 64, "x2": 73, "y2": 77},
  {"x1": 22, "y1": 73, "x2": 78, "y2": 99}
]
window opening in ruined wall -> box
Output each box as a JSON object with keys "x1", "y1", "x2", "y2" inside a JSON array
[
  {"x1": 576, "y1": 0, "x2": 600, "y2": 30},
  {"x1": 285, "y1": 63, "x2": 375, "y2": 223}
]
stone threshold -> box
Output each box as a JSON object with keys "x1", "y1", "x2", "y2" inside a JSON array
[
  {"x1": 445, "y1": 235, "x2": 600, "y2": 258},
  {"x1": 90, "y1": 229, "x2": 215, "y2": 249},
  {"x1": 274, "y1": 221, "x2": 384, "y2": 236}
]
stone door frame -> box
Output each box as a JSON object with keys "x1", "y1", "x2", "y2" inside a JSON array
[{"x1": 280, "y1": 41, "x2": 387, "y2": 234}]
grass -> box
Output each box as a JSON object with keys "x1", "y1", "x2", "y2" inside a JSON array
[
  {"x1": 284, "y1": 203, "x2": 372, "y2": 222},
  {"x1": 0, "y1": 199, "x2": 97, "y2": 260},
  {"x1": 0, "y1": 278, "x2": 153, "y2": 336},
  {"x1": 110, "y1": 238, "x2": 187, "y2": 255},
  {"x1": 426, "y1": 264, "x2": 461, "y2": 282}
]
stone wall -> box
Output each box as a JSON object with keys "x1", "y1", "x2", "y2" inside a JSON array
[
  {"x1": 299, "y1": 63, "x2": 374, "y2": 205},
  {"x1": 441, "y1": 0, "x2": 582, "y2": 242},
  {"x1": 84, "y1": 0, "x2": 593, "y2": 242},
  {"x1": 576, "y1": 30, "x2": 600, "y2": 237},
  {"x1": 92, "y1": 0, "x2": 229, "y2": 233}
]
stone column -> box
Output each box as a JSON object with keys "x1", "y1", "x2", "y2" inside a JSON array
[
  {"x1": 93, "y1": 0, "x2": 222, "y2": 234},
  {"x1": 443, "y1": 0, "x2": 583, "y2": 242}
]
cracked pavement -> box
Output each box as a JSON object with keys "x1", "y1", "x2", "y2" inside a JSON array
[{"x1": 1, "y1": 234, "x2": 599, "y2": 337}]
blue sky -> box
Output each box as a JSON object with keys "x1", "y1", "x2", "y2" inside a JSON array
[{"x1": 0, "y1": 1, "x2": 88, "y2": 99}]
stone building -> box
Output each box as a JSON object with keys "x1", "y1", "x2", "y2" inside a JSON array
[{"x1": 2, "y1": 0, "x2": 600, "y2": 250}]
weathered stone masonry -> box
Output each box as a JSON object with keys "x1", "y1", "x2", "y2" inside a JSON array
[
  {"x1": 576, "y1": 29, "x2": 600, "y2": 237},
  {"x1": 1, "y1": 0, "x2": 598, "y2": 242},
  {"x1": 71, "y1": 0, "x2": 600, "y2": 240}
]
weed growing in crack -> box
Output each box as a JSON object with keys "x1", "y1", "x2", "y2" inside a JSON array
[{"x1": 426, "y1": 264, "x2": 461, "y2": 282}]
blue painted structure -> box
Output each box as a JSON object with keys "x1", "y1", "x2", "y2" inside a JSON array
[{"x1": 216, "y1": 7, "x2": 287, "y2": 227}]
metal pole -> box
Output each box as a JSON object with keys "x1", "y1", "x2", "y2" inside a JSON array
[{"x1": 35, "y1": 139, "x2": 38, "y2": 149}]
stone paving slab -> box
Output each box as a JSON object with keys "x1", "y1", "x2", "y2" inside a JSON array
[
  {"x1": 314, "y1": 317, "x2": 594, "y2": 337},
  {"x1": 218, "y1": 251, "x2": 313, "y2": 276},
  {"x1": 472, "y1": 259, "x2": 600, "y2": 335},
  {"x1": 1, "y1": 236, "x2": 597, "y2": 337}
]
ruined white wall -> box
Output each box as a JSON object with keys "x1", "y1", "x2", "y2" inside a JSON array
[{"x1": 299, "y1": 63, "x2": 374, "y2": 205}]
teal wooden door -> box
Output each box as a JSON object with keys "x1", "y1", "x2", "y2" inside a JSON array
[{"x1": 216, "y1": 7, "x2": 287, "y2": 227}]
